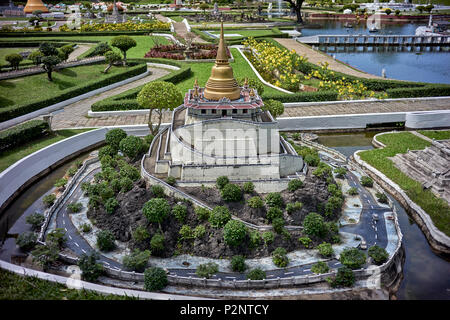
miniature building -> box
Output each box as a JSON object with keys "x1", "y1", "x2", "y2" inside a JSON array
[{"x1": 145, "y1": 23, "x2": 304, "y2": 182}]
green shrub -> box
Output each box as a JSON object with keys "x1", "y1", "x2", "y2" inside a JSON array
[
  {"x1": 288, "y1": 179, "x2": 303, "y2": 192},
  {"x1": 223, "y1": 220, "x2": 248, "y2": 247},
  {"x1": 376, "y1": 192, "x2": 388, "y2": 204},
  {"x1": 104, "y1": 197, "x2": 119, "y2": 214},
  {"x1": 368, "y1": 245, "x2": 389, "y2": 265},
  {"x1": 0, "y1": 120, "x2": 49, "y2": 153},
  {"x1": 150, "y1": 233, "x2": 165, "y2": 252},
  {"x1": 150, "y1": 185, "x2": 165, "y2": 198},
  {"x1": 196, "y1": 262, "x2": 219, "y2": 279},
  {"x1": 347, "y1": 187, "x2": 358, "y2": 196},
  {"x1": 317, "y1": 242, "x2": 334, "y2": 257},
  {"x1": 230, "y1": 255, "x2": 247, "y2": 272},
  {"x1": 78, "y1": 252, "x2": 104, "y2": 282},
  {"x1": 96, "y1": 230, "x2": 116, "y2": 252},
  {"x1": 303, "y1": 212, "x2": 327, "y2": 238},
  {"x1": 246, "y1": 268, "x2": 266, "y2": 280},
  {"x1": 54, "y1": 178, "x2": 68, "y2": 189},
  {"x1": 216, "y1": 176, "x2": 229, "y2": 190},
  {"x1": 144, "y1": 267, "x2": 168, "y2": 291},
  {"x1": 66, "y1": 166, "x2": 78, "y2": 177},
  {"x1": 360, "y1": 176, "x2": 373, "y2": 187},
  {"x1": 172, "y1": 204, "x2": 187, "y2": 223},
  {"x1": 311, "y1": 261, "x2": 330, "y2": 274},
  {"x1": 242, "y1": 181, "x2": 255, "y2": 193},
  {"x1": 298, "y1": 236, "x2": 312, "y2": 248},
  {"x1": 99, "y1": 145, "x2": 117, "y2": 159},
  {"x1": 247, "y1": 196, "x2": 264, "y2": 209},
  {"x1": 142, "y1": 198, "x2": 170, "y2": 224},
  {"x1": 132, "y1": 225, "x2": 150, "y2": 243},
  {"x1": 5, "y1": 52, "x2": 22, "y2": 69},
  {"x1": 81, "y1": 223, "x2": 92, "y2": 233},
  {"x1": 99, "y1": 184, "x2": 114, "y2": 201},
  {"x1": 166, "y1": 176, "x2": 176, "y2": 186},
  {"x1": 249, "y1": 230, "x2": 261, "y2": 248},
  {"x1": 110, "y1": 178, "x2": 121, "y2": 193},
  {"x1": 339, "y1": 247, "x2": 366, "y2": 269},
  {"x1": 179, "y1": 225, "x2": 194, "y2": 240},
  {"x1": 221, "y1": 183, "x2": 242, "y2": 202},
  {"x1": 313, "y1": 162, "x2": 332, "y2": 179},
  {"x1": 123, "y1": 249, "x2": 151, "y2": 272},
  {"x1": 265, "y1": 192, "x2": 283, "y2": 208},
  {"x1": 272, "y1": 217, "x2": 285, "y2": 234},
  {"x1": 325, "y1": 195, "x2": 344, "y2": 217},
  {"x1": 262, "y1": 99, "x2": 284, "y2": 118},
  {"x1": 262, "y1": 231, "x2": 274, "y2": 246},
  {"x1": 286, "y1": 201, "x2": 303, "y2": 214},
  {"x1": 31, "y1": 243, "x2": 59, "y2": 270},
  {"x1": 193, "y1": 225, "x2": 206, "y2": 239},
  {"x1": 119, "y1": 135, "x2": 143, "y2": 160},
  {"x1": 208, "y1": 206, "x2": 231, "y2": 228},
  {"x1": 120, "y1": 177, "x2": 133, "y2": 192},
  {"x1": 272, "y1": 247, "x2": 289, "y2": 268},
  {"x1": 331, "y1": 266, "x2": 355, "y2": 288},
  {"x1": 46, "y1": 228, "x2": 66, "y2": 248},
  {"x1": 16, "y1": 231, "x2": 38, "y2": 251},
  {"x1": 334, "y1": 167, "x2": 347, "y2": 179},
  {"x1": 25, "y1": 213, "x2": 45, "y2": 231},
  {"x1": 266, "y1": 207, "x2": 283, "y2": 222},
  {"x1": 195, "y1": 206, "x2": 211, "y2": 221}
]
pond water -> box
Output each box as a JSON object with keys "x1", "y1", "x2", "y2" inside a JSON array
[
  {"x1": 318, "y1": 131, "x2": 450, "y2": 300},
  {"x1": 301, "y1": 20, "x2": 450, "y2": 84}
]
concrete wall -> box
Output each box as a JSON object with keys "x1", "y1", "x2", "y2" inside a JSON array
[
  {"x1": 405, "y1": 110, "x2": 450, "y2": 129},
  {"x1": 0, "y1": 125, "x2": 150, "y2": 215}
]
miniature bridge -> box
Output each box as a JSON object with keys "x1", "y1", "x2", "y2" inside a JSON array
[{"x1": 297, "y1": 35, "x2": 450, "y2": 46}]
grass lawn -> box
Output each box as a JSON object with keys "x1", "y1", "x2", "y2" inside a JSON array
[
  {"x1": 175, "y1": 48, "x2": 281, "y2": 96},
  {"x1": 208, "y1": 29, "x2": 278, "y2": 39},
  {"x1": 0, "y1": 63, "x2": 138, "y2": 108},
  {"x1": 417, "y1": 130, "x2": 450, "y2": 140},
  {"x1": 359, "y1": 132, "x2": 450, "y2": 237},
  {"x1": 0, "y1": 35, "x2": 169, "y2": 60},
  {"x1": 0, "y1": 48, "x2": 33, "y2": 67},
  {"x1": 0, "y1": 269, "x2": 133, "y2": 300},
  {"x1": 0, "y1": 128, "x2": 94, "y2": 173}
]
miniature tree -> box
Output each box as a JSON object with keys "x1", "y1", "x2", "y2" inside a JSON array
[
  {"x1": 303, "y1": 212, "x2": 327, "y2": 238},
  {"x1": 119, "y1": 135, "x2": 144, "y2": 160},
  {"x1": 28, "y1": 50, "x2": 44, "y2": 66},
  {"x1": 16, "y1": 231, "x2": 38, "y2": 251},
  {"x1": 123, "y1": 249, "x2": 151, "y2": 272},
  {"x1": 96, "y1": 230, "x2": 116, "y2": 252},
  {"x1": 110, "y1": 35, "x2": 136, "y2": 66},
  {"x1": 223, "y1": 220, "x2": 248, "y2": 247},
  {"x1": 78, "y1": 252, "x2": 104, "y2": 282},
  {"x1": 272, "y1": 247, "x2": 289, "y2": 268},
  {"x1": 247, "y1": 268, "x2": 266, "y2": 280},
  {"x1": 230, "y1": 255, "x2": 247, "y2": 272},
  {"x1": 58, "y1": 44, "x2": 75, "y2": 61},
  {"x1": 144, "y1": 267, "x2": 168, "y2": 291},
  {"x1": 103, "y1": 50, "x2": 122, "y2": 73},
  {"x1": 25, "y1": 213, "x2": 45, "y2": 231},
  {"x1": 339, "y1": 247, "x2": 366, "y2": 269},
  {"x1": 5, "y1": 53, "x2": 23, "y2": 70},
  {"x1": 368, "y1": 245, "x2": 389, "y2": 265},
  {"x1": 38, "y1": 42, "x2": 61, "y2": 81},
  {"x1": 208, "y1": 206, "x2": 231, "y2": 228},
  {"x1": 196, "y1": 262, "x2": 218, "y2": 279},
  {"x1": 142, "y1": 198, "x2": 170, "y2": 227},
  {"x1": 137, "y1": 81, "x2": 183, "y2": 135},
  {"x1": 262, "y1": 99, "x2": 284, "y2": 119}
]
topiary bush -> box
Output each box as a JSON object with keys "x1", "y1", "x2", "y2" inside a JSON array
[
  {"x1": 223, "y1": 220, "x2": 248, "y2": 247},
  {"x1": 78, "y1": 252, "x2": 104, "y2": 282},
  {"x1": 96, "y1": 230, "x2": 116, "y2": 252},
  {"x1": 123, "y1": 249, "x2": 151, "y2": 272},
  {"x1": 216, "y1": 176, "x2": 229, "y2": 190},
  {"x1": 311, "y1": 261, "x2": 330, "y2": 274},
  {"x1": 303, "y1": 212, "x2": 327, "y2": 238},
  {"x1": 339, "y1": 247, "x2": 366, "y2": 269},
  {"x1": 272, "y1": 217, "x2": 285, "y2": 234},
  {"x1": 105, "y1": 128, "x2": 127, "y2": 150},
  {"x1": 144, "y1": 267, "x2": 168, "y2": 291},
  {"x1": 272, "y1": 247, "x2": 289, "y2": 268},
  {"x1": 25, "y1": 213, "x2": 45, "y2": 231},
  {"x1": 172, "y1": 204, "x2": 187, "y2": 223},
  {"x1": 99, "y1": 145, "x2": 117, "y2": 159},
  {"x1": 196, "y1": 262, "x2": 219, "y2": 279},
  {"x1": 368, "y1": 245, "x2": 389, "y2": 265},
  {"x1": 208, "y1": 206, "x2": 231, "y2": 228},
  {"x1": 288, "y1": 179, "x2": 303, "y2": 192},
  {"x1": 230, "y1": 255, "x2": 247, "y2": 272},
  {"x1": 247, "y1": 268, "x2": 266, "y2": 280},
  {"x1": 16, "y1": 231, "x2": 38, "y2": 251},
  {"x1": 317, "y1": 242, "x2": 334, "y2": 257},
  {"x1": 142, "y1": 198, "x2": 170, "y2": 224},
  {"x1": 247, "y1": 196, "x2": 264, "y2": 209},
  {"x1": 119, "y1": 135, "x2": 144, "y2": 160},
  {"x1": 220, "y1": 183, "x2": 242, "y2": 202},
  {"x1": 150, "y1": 233, "x2": 165, "y2": 253},
  {"x1": 265, "y1": 192, "x2": 283, "y2": 208},
  {"x1": 242, "y1": 181, "x2": 255, "y2": 194}
]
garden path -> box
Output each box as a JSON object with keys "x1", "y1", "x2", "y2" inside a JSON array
[
  {"x1": 275, "y1": 38, "x2": 384, "y2": 80},
  {"x1": 42, "y1": 67, "x2": 170, "y2": 130},
  {"x1": 67, "y1": 44, "x2": 93, "y2": 62}
]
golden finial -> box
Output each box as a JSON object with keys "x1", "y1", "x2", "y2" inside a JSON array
[
  {"x1": 249, "y1": 88, "x2": 255, "y2": 97},
  {"x1": 244, "y1": 77, "x2": 248, "y2": 88},
  {"x1": 194, "y1": 78, "x2": 198, "y2": 88}
]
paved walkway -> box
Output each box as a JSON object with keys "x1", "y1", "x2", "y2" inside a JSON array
[
  {"x1": 280, "y1": 98, "x2": 450, "y2": 118},
  {"x1": 67, "y1": 44, "x2": 93, "y2": 62},
  {"x1": 47, "y1": 67, "x2": 170, "y2": 130},
  {"x1": 275, "y1": 38, "x2": 384, "y2": 79}
]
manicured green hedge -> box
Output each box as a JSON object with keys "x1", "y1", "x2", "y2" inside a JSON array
[
  {"x1": 91, "y1": 60, "x2": 191, "y2": 112},
  {"x1": 0, "y1": 120, "x2": 49, "y2": 153},
  {"x1": 0, "y1": 30, "x2": 171, "y2": 38},
  {"x1": 262, "y1": 90, "x2": 338, "y2": 103},
  {"x1": 0, "y1": 62, "x2": 148, "y2": 122},
  {"x1": 387, "y1": 85, "x2": 450, "y2": 98}
]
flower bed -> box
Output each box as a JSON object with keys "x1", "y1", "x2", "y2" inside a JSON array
[
  {"x1": 60, "y1": 21, "x2": 170, "y2": 32},
  {"x1": 144, "y1": 43, "x2": 230, "y2": 61}
]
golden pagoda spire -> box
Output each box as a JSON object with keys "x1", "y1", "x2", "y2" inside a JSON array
[
  {"x1": 203, "y1": 21, "x2": 241, "y2": 101},
  {"x1": 24, "y1": 0, "x2": 49, "y2": 13}
]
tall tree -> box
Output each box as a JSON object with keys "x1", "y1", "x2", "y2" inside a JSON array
[
  {"x1": 39, "y1": 42, "x2": 61, "y2": 81},
  {"x1": 283, "y1": 0, "x2": 305, "y2": 24}
]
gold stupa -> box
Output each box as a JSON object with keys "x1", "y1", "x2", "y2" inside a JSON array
[
  {"x1": 24, "y1": 0, "x2": 49, "y2": 13},
  {"x1": 203, "y1": 22, "x2": 241, "y2": 101}
]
